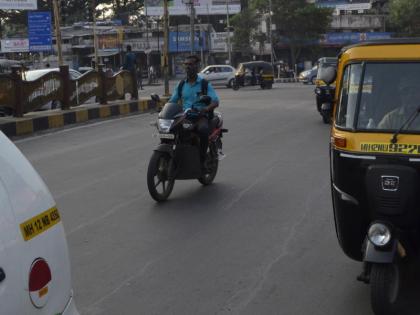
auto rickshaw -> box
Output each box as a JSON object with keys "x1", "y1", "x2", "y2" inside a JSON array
[
  {"x1": 319, "y1": 39, "x2": 420, "y2": 315},
  {"x1": 314, "y1": 57, "x2": 337, "y2": 124},
  {"x1": 232, "y1": 61, "x2": 274, "y2": 90}
]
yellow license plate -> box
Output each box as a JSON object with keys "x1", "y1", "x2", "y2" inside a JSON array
[{"x1": 20, "y1": 207, "x2": 61, "y2": 241}]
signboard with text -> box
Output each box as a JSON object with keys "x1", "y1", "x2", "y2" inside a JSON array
[
  {"x1": 169, "y1": 31, "x2": 208, "y2": 52},
  {"x1": 146, "y1": 0, "x2": 240, "y2": 16},
  {"x1": 1, "y1": 39, "x2": 29, "y2": 53},
  {"x1": 321, "y1": 32, "x2": 392, "y2": 46},
  {"x1": 28, "y1": 11, "x2": 52, "y2": 52},
  {"x1": 0, "y1": 0, "x2": 36, "y2": 10}
]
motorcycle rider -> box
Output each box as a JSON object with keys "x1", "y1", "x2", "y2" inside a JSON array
[{"x1": 169, "y1": 55, "x2": 220, "y2": 167}]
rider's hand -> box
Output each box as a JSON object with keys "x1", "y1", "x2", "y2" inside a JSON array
[{"x1": 200, "y1": 107, "x2": 209, "y2": 114}]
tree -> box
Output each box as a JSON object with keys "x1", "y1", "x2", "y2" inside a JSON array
[
  {"x1": 231, "y1": 8, "x2": 258, "y2": 57},
  {"x1": 253, "y1": 0, "x2": 332, "y2": 67},
  {"x1": 389, "y1": 0, "x2": 420, "y2": 36}
]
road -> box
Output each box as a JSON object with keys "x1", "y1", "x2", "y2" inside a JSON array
[{"x1": 15, "y1": 83, "x2": 420, "y2": 315}]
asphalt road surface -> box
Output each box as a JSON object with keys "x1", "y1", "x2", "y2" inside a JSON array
[{"x1": 15, "y1": 83, "x2": 420, "y2": 315}]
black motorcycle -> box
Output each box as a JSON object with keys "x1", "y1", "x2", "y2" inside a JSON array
[{"x1": 147, "y1": 95, "x2": 227, "y2": 202}]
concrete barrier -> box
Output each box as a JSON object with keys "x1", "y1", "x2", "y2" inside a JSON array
[{"x1": 0, "y1": 97, "x2": 169, "y2": 138}]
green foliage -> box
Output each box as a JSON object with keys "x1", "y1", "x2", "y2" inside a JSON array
[
  {"x1": 389, "y1": 0, "x2": 420, "y2": 36},
  {"x1": 231, "y1": 8, "x2": 258, "y2": 55}
]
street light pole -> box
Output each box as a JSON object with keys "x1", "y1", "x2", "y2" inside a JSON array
[
  {"x1": 52, "y1": 0, "x2": 63, "y2": 66},
  {"x1": 163, "y1": 0, "x2": 169, "y2": 96},
  {"x1": 268, "y1": 0, "x2": 274, "y2": 64},
  {"x1": 225, "y1": 0, "x2": 232, "y2": 65}
]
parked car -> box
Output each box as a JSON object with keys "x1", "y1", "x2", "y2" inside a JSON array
[
  {"x1": 0, "y1": 131, "x2": 79, "y2": 315},
  {"x1": 199, "y1": 65, "x2": 236, "y2": 87},
  {"x1": 23, "y1": 68, "x2": 82, "y2": 110},
  {"x1": 298, "y1": 65, "x2": 318, "y2": 84}
]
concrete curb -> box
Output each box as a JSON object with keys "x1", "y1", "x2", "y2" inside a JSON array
[
  {"x1": 275, "y1": 78, "x2": 299, "y2": 83},
  {"x1": 0, "y1": 97, "x2": 169, "y2": 138}
]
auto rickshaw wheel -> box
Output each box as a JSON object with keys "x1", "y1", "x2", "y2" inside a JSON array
[
  {"x1": 370, "y1": 263, "x2": 400, "y2": 315},
  {"x1": 266, "y1": 83, "x2": 272, "y2": 89}
]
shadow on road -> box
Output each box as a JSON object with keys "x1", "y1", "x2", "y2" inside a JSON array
[
  {"x1": 150, "y1": 182, "x2": 231, "y2": 213},
  {"x1": 398, "y1": 257, "x2": 420, "y2": 315}
]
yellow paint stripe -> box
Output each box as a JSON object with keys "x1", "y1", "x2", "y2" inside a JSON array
[
  {"x1": 75, "y1": 110, "x2": 88, "y2": 122},
  {"x1": 16, "y1": 120, "x2": 33, "y2": 136},
  {"x1": 119, "y1": 103, "x2": 129, "y2": 115},
  {"x1": 20, "y1": 207, "x2": 61, "y2": 241},
  {"x1": 48, "y1": 115, "x2": 64, "y2": 129},
  {"x1": 139, "y1": 100, "x2": 148, "y2": 111},
  {"x1": 99, "y1": 106, "x2": 111, "y2": 118}
]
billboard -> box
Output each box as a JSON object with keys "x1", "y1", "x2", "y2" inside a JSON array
[
  {"x1": 146, "y1": 0, "x2": 240, "y2": 16},
  {"x1": 1, "y1": 39, "x2": 29, "y2": 53},
  {"x1": 0, "y1": 0, "x2": 36, "y2": 10}
]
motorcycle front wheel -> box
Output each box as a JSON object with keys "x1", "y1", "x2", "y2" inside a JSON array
[
  {"x1": 147, "y1": 151, "x2": 175, "y2": 202},
  {"x1": 370, "y1": 263, "x2": 400, "y2": 315}
]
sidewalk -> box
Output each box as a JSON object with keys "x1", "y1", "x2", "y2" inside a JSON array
[{"x1": 0, "y1": 96, "x2": 169, "y2": 139}]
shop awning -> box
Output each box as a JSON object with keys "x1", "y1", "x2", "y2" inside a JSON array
[{"x1": 87, "y1": 50, "x2": 120, "y2": 57}]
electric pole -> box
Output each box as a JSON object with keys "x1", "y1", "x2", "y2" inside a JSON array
[
  {"x1": 163, "y1": 0, "x2": 170, "y2": 96},
  {"x1": 268, "y1": 0, "x2": 274, "y2": 64},
  {"x1": 92, "y1": 0, "x2": 99, "y2": 69},
  {"x1": 226, "y1": 0, "x2": 232, "y2": 65},
  {"x1": 52, "y1": 0, "x2": 63, "y2": 65},
  {"x1": 188, "y1": 0, "x2": 195, "y2": 54}
]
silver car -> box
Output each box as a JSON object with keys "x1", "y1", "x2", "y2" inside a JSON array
[{"x1": 199, "y1": 65, "x2": 236, "y2": 88}]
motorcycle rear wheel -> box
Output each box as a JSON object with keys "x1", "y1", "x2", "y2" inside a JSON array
[
  {"x1": 370, "y1": 263, "x2": 400, "y2": 315},
  {"x1": 198, "y1": 144, "x2": 219, "y2": 186},
  {"x1": 147, "y1": 151, "x2": 175, "y2": 202}
]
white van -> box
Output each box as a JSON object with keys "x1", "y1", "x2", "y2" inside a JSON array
[{"x1": 0, "y1": 132, "x2": 79, "y2": 314}]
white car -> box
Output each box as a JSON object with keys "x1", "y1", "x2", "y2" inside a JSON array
[
  {"x1": 199, "y1": 65, "x2": 236, "y2": 87},
  {"x1": 0, "y1": 131, "x2": 79, "y2": 315}
]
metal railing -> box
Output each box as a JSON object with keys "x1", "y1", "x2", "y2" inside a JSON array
[{"x1": 0, "y1": 65, "x2": 137, "y2": 117}]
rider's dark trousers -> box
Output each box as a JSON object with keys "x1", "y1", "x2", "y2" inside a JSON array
[{"x1": 197, "y1": 117, "x2": 210, "y2": 164}]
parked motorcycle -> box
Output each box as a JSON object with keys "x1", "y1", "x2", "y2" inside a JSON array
[{"x1": 147, "y1": 94, "x2": 227, "y2": 202}]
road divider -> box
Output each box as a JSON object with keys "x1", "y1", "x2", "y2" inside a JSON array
[{"x1": 0, "y1": 97, "x2": 169, "y2": 138}]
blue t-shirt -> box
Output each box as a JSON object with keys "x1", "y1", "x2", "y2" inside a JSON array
[
  {"x1": 123, "y1": 52, "x2": 136, "y2": 72},
  {"x1": 169, "y1": 76, "x2": 219, "y2": 110}
]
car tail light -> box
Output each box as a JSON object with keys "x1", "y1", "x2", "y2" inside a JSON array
[{"x1": 28, "y1": 258, "x2": 52, "y2": 308}]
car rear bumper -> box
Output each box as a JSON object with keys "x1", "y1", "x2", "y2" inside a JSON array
[{"x1": 62, "y1": 292, "x2": 80, "y2": 315}]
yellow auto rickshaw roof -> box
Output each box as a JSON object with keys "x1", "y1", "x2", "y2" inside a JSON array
[{"x1": 340, "y1": 39, "x2": 420, "y2": 62}]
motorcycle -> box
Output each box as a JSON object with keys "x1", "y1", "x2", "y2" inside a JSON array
[{"x1": 147, "y1": 94, "x2": 228, "y2": 202}]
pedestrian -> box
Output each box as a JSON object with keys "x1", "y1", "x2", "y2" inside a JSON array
[
  {"x1": 122, "y1": 45, "x2": 139, "y2": 99},
  {"x1": 137, "y1": 65, "x2": 143, "y2": 90}
]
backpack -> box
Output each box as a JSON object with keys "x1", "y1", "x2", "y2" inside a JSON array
[{"x1": 177, "y1": 78, "x2": 208, "y2": 101}]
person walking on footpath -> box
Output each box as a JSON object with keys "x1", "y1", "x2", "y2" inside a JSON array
[{"x1": 123, "y1": 45, "x2": 139, "y2": 99}]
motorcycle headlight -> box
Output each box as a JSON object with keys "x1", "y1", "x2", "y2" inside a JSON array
[
  {"x1": 158, "y1": 119, "x2": 174, "y2": 133},
  {"x1": 368, "y1": 223, "x2": 392, "y2": 247}
]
